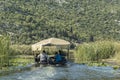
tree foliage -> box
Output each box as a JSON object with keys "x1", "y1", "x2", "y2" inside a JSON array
[{"x1": 0, "y1": 0, "x2": 120, "y2": 44}]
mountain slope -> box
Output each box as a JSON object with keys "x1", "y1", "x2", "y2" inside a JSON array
[{"x1": 0, "y1": 0, "x2": 120, "y2": 44}]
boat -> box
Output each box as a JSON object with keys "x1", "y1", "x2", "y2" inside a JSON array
[
  {"x1": 34, "y1": 57, "x2": 67, "y2": 67},
  {"x1": 32, "y1": 38, "x2": 70, "y2": 67}
]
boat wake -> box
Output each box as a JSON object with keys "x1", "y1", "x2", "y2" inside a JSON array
[{"x1": 0, "y1": 63, "x2": 120, "y2": 80}]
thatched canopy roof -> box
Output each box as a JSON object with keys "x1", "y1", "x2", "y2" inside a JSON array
[{"x1": 32, "y1": 38, "x2": 70, "y2": 51}]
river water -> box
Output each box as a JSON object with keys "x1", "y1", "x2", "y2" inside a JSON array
[{"x1": 0, "y1": 63, "x2": 120, "y2": 80}]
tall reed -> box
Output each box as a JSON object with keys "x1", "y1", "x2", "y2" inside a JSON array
[
  {"x1": 0, "y1": 36, "x2": 10, "y2": 68},
  {"x1": 112, "y1": 42, "x2": 120, "y2": 62},
  {"x1": 74, "y1": 41, "x2": 115, "y2": 63}
]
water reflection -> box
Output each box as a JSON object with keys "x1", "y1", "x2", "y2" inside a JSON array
[{"x1": 0, "y1": 63, "x2": 120, "y2": 80}]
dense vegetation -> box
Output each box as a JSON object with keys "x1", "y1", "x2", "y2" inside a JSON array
[
  {"x1": 0, "y1": 36, "x2": 33, "y2": 68},
  {"x1": 10, "y1": 45, "x2": 32, "y2": 55},
  {"x1": 74, "y1": 41, "x2": 116, "y2": 63},
  {"x1": 0, "y1": 0, "x2": 120, "y2": 44},
  {"x1": 0, "y1": 36, "x2": 10, "y2": 68}
]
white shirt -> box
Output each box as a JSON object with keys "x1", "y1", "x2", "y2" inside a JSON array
[{"x1": 39, "y1": 53, "x2": 48, "y2": 61}]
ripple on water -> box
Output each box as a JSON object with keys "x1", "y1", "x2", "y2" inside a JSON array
[{"x1": 0, "y1": 64, "x2": 120, "y2": 80}]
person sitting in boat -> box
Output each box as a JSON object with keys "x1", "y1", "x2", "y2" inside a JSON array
[
  {"x1": 54, "y1": 51, "x2": 62, "y2": 64},
  {"x1": 34, "y1": 53, "x2": 40, "y2": 63},
  {"x1": 39, "y1": 50, "x2": 48, "y2": 64},
  {"x1": 58, "y1": 50, "x2": 67, "y2": 63},
  {"x1": 48, "y1": 56, "x2": 55, "y2": 65},
  {"x1": 48, "y1": 50, "x2": 67, "y2": 65}
]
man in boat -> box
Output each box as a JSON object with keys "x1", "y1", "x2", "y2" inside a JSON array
[
  {"x1": 48, "y1": 50, "x2": 67, "y2": 65},
  {"x1": 39, "y1": 50, "x2": 48, "y2": 64},
  {"x1": 58, "y1": 50, "x2": 67, "y2": 65},
  {"x1": 54, "y1": 51, "x2": 62, "y2": 64}
]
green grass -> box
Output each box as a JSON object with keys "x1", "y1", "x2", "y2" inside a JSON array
[
  {"x1": 0, "y1": 36, "x2": 34, "y2": 69},
  {"x1": 9, "y1": 56, "x2": 34, "y2": 66},
  {"x1": 87, "y1": 62, "x2": 108, "y2": 67},
  {"x1": 0, "y1": 36, "x2": 10, "y2": 68},
  {"x1": 10, "y1": 45, "x2": 32, "y2": 55},
  {"x1": 110, "y1": 42, "x2": 120, "y2": 63},
  {"x1": 74, "y1": 41, "x2": 115, "y2": 63}
]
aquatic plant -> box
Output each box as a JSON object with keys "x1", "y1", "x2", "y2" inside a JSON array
[
  {"x1": 10, "y1": 45, "x2": 32, "y2": 55},
  {"x1": 74, "y1": 41, "x2": 115, "y2": 63},
  {"x1": 0, "y1": 36, "x2": 10, "y2": 68}
]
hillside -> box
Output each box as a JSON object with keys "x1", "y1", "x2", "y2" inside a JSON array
[{"x1": 0, "y1": 0, "x2": 120, "y2": 44}]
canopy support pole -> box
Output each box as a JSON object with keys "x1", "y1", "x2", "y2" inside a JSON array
[{"x1": 67, "y1": 45, "x2": 70, "y2": 60}]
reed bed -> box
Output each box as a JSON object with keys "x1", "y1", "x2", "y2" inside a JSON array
[
  {"x1": 0, "y1": 36, "x2": 10, "y2": 68},
  {"x1": 112, "y1": 42, "x2": 120, "y2": 62},
  {"x1": 10, "y1": 45, "x2": 32, "y2": 55},
  {"x1": 74, "y1": 41, "x2": 115, "y2": 63}
]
